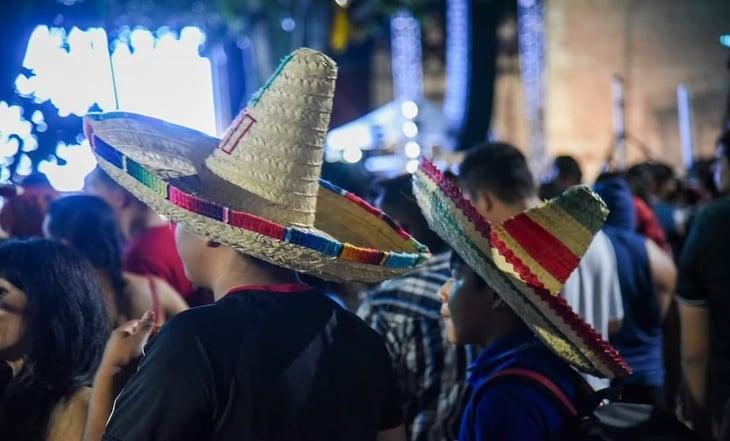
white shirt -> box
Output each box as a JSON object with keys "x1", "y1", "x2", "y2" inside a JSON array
[{"x1": 561, "y1": 230, "x2": 624, "y2": 390}]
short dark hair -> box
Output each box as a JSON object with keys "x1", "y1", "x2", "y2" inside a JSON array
[
  {"x1": 459, "y1": 142, "x2": 536, "y2": 204},
  {"x1": 373, "y1": 174, "x2": 448, "y2": 253},
  {"x1": 553, "y1": 155, "x2": 583, "y2": 184},
  {"x1": 0, "y1": 193, "x2": 55, "y2": 238},
  {"x1": 0, "y1": 238, "x2": 110, "y2": 439},
  {"x1": 47, "y1": 195, "x2": 128, "y2": 317},
  {"x1": 624, "y1": 164, "x2": 653, "y2": 201},
  {"x1": 650, "y1": 162, "x2": 675, "y2": 186}
]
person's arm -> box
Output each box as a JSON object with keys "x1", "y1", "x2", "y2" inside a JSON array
[
  {"x1": 97, "y1": 311, "x2": 212, "y2": 441},
  {"x1": 83, "y1": 312, "x2": 156, "y2": 441},
  {"x1": 47, "y1": 387, "x2": 91, "y2": 441},
  {"x1": 606, "y1": 242, "x2": 624, "y2": 335},
  {"x1": 646, "y1": 238, "x2": 676, "y2": 318},
  {"x1": 157, "y1": 279, "x2": 189, "y2": 319},
  {"x1": 679, "y1": 303, "x2": 710, "y2": 406},
  {"x1": 377, "y1": 425, "x2": 407, "y2": 441},
  {"x1": 675, "y1": 210, "x2": 711, "y2": 411}
]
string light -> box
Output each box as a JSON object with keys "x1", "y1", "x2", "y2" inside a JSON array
[
  {"x1": 517, "y1": 0, "x2": 547, "y2": 173},
  {"x1": 390, "y1": 10, "x2": 423, "y2": 101},
  {"x1": 443, "y1": 0, "x2": 470, "y2": 138}
]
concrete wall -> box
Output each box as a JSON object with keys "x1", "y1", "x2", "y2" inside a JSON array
[{"x1": 545, "y1": 0, "x2": 730, "y2": 178}]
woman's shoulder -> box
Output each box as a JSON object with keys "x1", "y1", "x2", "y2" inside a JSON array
[
  {"x1": 123, "y1": 272, "x2": 188, "y2": 321},
  {"x1": 46, "y1": 386, "x2": 91, "y2": 441}
]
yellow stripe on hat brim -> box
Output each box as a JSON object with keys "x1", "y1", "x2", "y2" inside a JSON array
[
  {"x1": 525, "y1": 203, "x2": 594, "y2": 257},
  {"x1": 492, "y1": 224, "x2": 564, "y2": 294}
]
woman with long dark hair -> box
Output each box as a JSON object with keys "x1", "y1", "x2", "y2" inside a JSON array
[
  {"x1": 45, "y1": 195, "x2": 188, "y2": 326},
  {"x1": 0, "y1": 238, "x2": 111, "y2": 440}
]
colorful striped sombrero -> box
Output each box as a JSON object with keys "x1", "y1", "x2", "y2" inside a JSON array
[
  {"x1": 84, "y1": 48, "x2": 430, "y2": 284},
  {"x1": 413, "y1": 158, "x2": 630, "y2": 378}
]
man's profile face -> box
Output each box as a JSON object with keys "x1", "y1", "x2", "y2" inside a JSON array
[{"x1": 438, "y1": 261, "x2": 498, "y2": 346}]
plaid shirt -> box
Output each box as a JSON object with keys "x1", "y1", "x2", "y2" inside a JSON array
[{"x1": 357, "y1": 253, "x2": 475, "y2": 441}]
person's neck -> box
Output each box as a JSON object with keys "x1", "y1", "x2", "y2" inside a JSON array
[
  {"x1": 479, "y1": 314, "x2": 528, "y2": 348},
  {"x1": 126, "y1": 209, "x2": 168, "y2": 240},
  {"x1": 495, "y1": 196, "x2": 541, "y2": 223},
  {"x1": 211, "y1": 268, "x2": 300, "y2": 301}
]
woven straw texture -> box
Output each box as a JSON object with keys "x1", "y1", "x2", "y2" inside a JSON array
[
  {"x1": 206, "y1": 48, "x2": 335, "y2": 227},
  {"x1": 86, "y1": 48, "x2": 430, "y2": 284},
  {"x1": 412, "y1": 159, "x2": 630, "y2": 379}
]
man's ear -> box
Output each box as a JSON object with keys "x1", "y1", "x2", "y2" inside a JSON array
[{"x1": 471, "y1": 190, "x2": 493, "y2": 216}]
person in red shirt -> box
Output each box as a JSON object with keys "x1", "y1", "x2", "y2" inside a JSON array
[{"x1": 85, "y1": 166, "x2": 211, "y2": 306}]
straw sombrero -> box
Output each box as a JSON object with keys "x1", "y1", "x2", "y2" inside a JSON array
[
  {"x1": 413, "y1": 158, "x2": 630, "y2": 378},
  {"x1": 84, "y1": 48, "x2": 430, "y2": 284}
]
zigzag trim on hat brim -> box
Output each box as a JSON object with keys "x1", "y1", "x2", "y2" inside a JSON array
[
  {"x1": 87, "y1": 112, "x2": 430, "y2": 284},
  {"x1": 413, "y1": 159, "x2": 631, "y2": 379}
]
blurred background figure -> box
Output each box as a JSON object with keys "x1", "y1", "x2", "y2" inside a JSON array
[
  {"x1": 84, "y1": 166, "x2": 211, "y2": 307},
  {"x1": 45, "y1": 195, "x2": 188, "y2": 326},
  {"x1": 358, "y1": 173, "x2": 474, "y2": 441},
  {"x1": 539, "y1": 154, "x2": 583, "y2": 200},
  {"x1": 677, "y1": 130, "x2": 730, "y2": 440},
  {"x1": 0, "y1": 171, "x2": 58, "y2": 239},
  {"x1": 0, "y1": 238, "x2": 110, "y2": 441},
  {"x1": 594, "y1": 174, "x2": 676, "y2": 407}
]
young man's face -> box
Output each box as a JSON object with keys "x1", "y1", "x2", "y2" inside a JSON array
[{"x1": 439, "y1": 260, "x2": 499, "y2": 346}]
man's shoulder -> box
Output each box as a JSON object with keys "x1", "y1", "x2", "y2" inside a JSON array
[
  {"x1": 153, "y1": 303, "x2": 222, "y2": 340},
  {"x1": 336, "y1": 306, "x2": 391, "y2": 344},
  {"x1": 583, "y1": 230, "x2": 615, "y2": 263},
  {"x1": 693, "y1": 197, "x2": 730, "y2": 233},
  {"x1": 361, "y1": 253, "x2": 449, "y2": 317}
]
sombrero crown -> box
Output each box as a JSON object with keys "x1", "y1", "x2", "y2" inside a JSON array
[
  {"x1": 413, "y1": 158, "x2": 630, "y2": 378},
  {"x1": 85, "y1": 48, "x2": 430, "y2": 283}
]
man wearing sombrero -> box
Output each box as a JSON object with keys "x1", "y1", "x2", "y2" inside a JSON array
[
  {"x1": 412, "y1": 158, "x2": 631, "y2": 439},
  {"x1": 82, "y1": 48, "x2": 430, "y2": 441}
]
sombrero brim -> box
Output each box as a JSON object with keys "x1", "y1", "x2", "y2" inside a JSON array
[
  {"x1": 413, "y1": 159, "x2": 630, "y2": 378},
  {"x1": 86, "y1": 112, "x2": 430, "y2": 284}
]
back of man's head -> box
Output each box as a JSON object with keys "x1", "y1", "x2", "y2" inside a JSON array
[
  {"x1": 374, "y1": 174, "x2": 449, "y2": 254},
  {"x1": 459, "y1": 142, "x2": 536, "y2": 204},
  {"x1": 86, "y1": 166, "x2": 147, "y2": 210},
  {"x1": 553, "y1": 155, "x2": 583, "y2": 187}
]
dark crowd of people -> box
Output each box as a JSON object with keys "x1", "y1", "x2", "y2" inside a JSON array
[{"x1": 1, "y1": 47, "x2": 729, "y2": 441}]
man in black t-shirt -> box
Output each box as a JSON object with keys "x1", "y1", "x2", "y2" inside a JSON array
[
  {"x1": 677, "y1": 131, "x2": 730, "y2": 437},
  {"x1": 83, "y1": 48, "x2": 430, "y2": 441}
]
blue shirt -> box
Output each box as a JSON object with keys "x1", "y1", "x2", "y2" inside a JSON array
[
  {"x1": 460, "y1": 330, "x2": 582, "y2": 441},
  {"x1": 595, "y1": 178, "x2": 664, "y2": 387}
]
